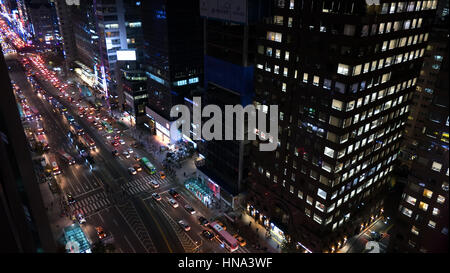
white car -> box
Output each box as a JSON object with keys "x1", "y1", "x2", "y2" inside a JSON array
[
  {"x1": 168, "y1": 198, "x2": 179, "y2": 208},
  {"x1": 77, "y1": 213, "x2": 86, "y2": 224},
  {"x1": 178, "y1": 220, "x2": 191, "y2": 231},
  {"x1": 152, "y1": 192, "x2": 162, "y2": 201},
  {"x1": 106, "y1": 135, "x2": 112, "y2": 140},
  {"x1": 184, "y1": 204, "x2": 196, "y2": 215},
  {"x1": 127, "y1": 148, "x2": 134, "y2": 154},
  {"x1": 119, "y1": 139, "x2": 126, "y2": 145},
  {"x1": 150, "y1": 180, "x2": 160, "y2": 189},
  {"x1": 128, "y1": 167, "x2": 137, "y2": 175},
  {"x1": 123, "y1": 151, "x2": 130, "y2": 158}
]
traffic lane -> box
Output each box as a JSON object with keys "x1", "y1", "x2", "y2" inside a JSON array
[
  {"x1": 134, "y1": 197, "x2": 185, "y2": 253},
  {"x1": 152, "y1": 194, "x2": 227, "y2": 253},
  {"x1": 86, "y1": 207, "x2": 148, "y2": 253},
  {"x1": 11, "y1": 66, "x2": 97, "y2": 196},
  {"x1": 157, "y1": 192, "x2": 204, "y2": 244},
  {"x1": 33, "y1": 73, "x2": 131, "y2": 190}
]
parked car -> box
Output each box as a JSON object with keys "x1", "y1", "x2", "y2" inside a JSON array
[
  {"x1": 122, "y1": 151, "x2": 130, "y2": 158},
  {"x1": 127, "y1": 148, "x2": 134, "y2": 154},
  {"x1": 112, "y1": 150, "x2": 119, "y2": 156}
]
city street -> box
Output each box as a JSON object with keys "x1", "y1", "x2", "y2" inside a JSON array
[{"x1": 5, "y1": 50, "x2": 248, "y2": 253}]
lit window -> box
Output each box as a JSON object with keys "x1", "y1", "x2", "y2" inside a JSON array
[
  {"x1": 317, "y1": 188, "x2": 327, "y2": 199},
  {"x1": 306, "y1": 195, "x2": 313, "y2": 205},
  {"x1": 431, "y1": 162, "x2": 442, "y2": 172},
  {"x1": 267, "y1": 31, "x2": 282, "y2": 42},
  {"x1": 419, "y1": 201, "x2": 428, "y2": 211},
  {"x1": 297, "y1": 190, "x2": 303, "y2": 199},
  {"x1": 313, "y1": 214, "x2": 323, "y2": 224},
  {"x1": 423, "y1": 189, "x2": 433, "y2": 199},
  {"x1": 324, "y1": 147, "x2": 335, "y2": 158},
  {"x1": 352, "y1": 64, "x2": 362, "y2": 76},
  {"x1": 401, "y1": 206, "x2": 413, "y2": 217},
  {"x1": 411, "y1": 226, "x2": 419, "y2": 235},
  {"x1": 437, "y1": 195, "x2": 445, "y2": 204},
  {"x1": 432, "y1": 208, "x2": 440, "y2": 216},
  {"x1": 405, "y1": 195, "x2": 417, "y2": 206},
  {"x1": 313, "y1": 76, "x2": 320, "y2": 86},
  {"x1": 303, "y1": 73, "x2": 308, "y2": 83},
  {"x1": 428, "y1": 220, "x2": 436, "y2": 229},
  {"x1": 337, "y1": 64, "x2": 350, "y2": 75},
  {"x1": 285, "y1": 51, "x2": 290, "y2": 61},
  {"x1": 331, "y1": 99, "x2": 343, "y2": 111}
]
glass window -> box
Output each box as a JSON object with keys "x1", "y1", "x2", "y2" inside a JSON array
[
  {"x1": 432, "y1": 162, "x2": 442, "y2": 172},
  {"x1": 411, "y1": 225, "x2": 420, "y2": 235},
  {"x1": 428, "y1": 220, "x2": 436, "y2": 229},
  {"x1": 337, "y1": 64, "x2": 350, "y2": 75},
  {"x1": 405, "y1": 195, "x2": 417, "y2": 206},
  {"x1": 432, "y1": 208, "x2": 440, "y2": 216},
  {"x1": 267, "y1": 31, "x2": 283, "y2": 42},
  {"x1": 324, "y1": 147, "x2": 335, "y2": 158},
  {"x1": 437, "y1": 195, "x2": 445, "y2": 204},
  {"x1": 402, "y1": 206, "x2": 413, "y2": 217},
  {"x1": 317, "y1": 188, "x2": 327, "y2": 199},
  {"x1": 419, "y1": 201, "x2": 429, "y2": 211},
  {"x1": 423, "y1": 189, "x2": 433, "y2": 198},
  {"x1": 332, "y1": 99, "x2": 343, "y2": 111}
]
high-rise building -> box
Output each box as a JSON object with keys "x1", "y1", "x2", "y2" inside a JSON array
[
  {"x1": 54, "y1": 0, "x2": 129, "y2": 96},
  {"x1": 247, "y1": 0, "x2": 438, "y2": 253},
  {"x1": 25, "y1": 0, "x2": 60, "y2": 47},
  {"x1": 0, "y1": 49, "x2": 56, "y2": 252},
  {"x1": 141, "y1": 0, "x2": 203, "y2": 144},
  {"x1": 389, "y1": 0, "x2": 448, "y2": 253},
  {"x1": 195, "y1": 0, "x2": 271, "y2": 209}
]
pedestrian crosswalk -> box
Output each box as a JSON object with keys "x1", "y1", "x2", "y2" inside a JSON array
[
  {"x1": 120, "y1": 175, "x2": 170, "y2": 195},
  {"x1": 69, "y1": 191, "x2": 111, "y2": 216}
]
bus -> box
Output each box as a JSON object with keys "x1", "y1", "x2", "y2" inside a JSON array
[
  {"x1": 139, "y1": 157, "x2": 156, "y2": 174},
  {"x1": 17, "y1": 103, "x2": 24, "y2": 119},
  {"x1": 36, "y1": 134, "x2": 49, "y2": 150},
  {"x1": 58, "y1": 150, "x2": 75, "y2": 165},
  {"x1": 209, "y1": 221, "x2": 239, "y2": 252},
  {"x1": 101, "y1": 121, "x2": 114, "y2": 133},
  {"x1": 48, "y1": 154, "x2": 61, "y2": 175},
  {"x1": 80, "y1": 134, "x2": 96, "y2": 150}
]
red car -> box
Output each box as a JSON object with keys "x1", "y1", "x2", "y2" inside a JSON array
[{"x1": 96, "y1": 226, "x2": 107, "y2": 239}]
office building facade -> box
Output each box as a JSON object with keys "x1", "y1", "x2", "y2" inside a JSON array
[{"x1": 247, "y1": 0, "x2": 438, "y2": 252}]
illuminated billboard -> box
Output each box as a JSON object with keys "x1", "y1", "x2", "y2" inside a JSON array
[{"x1": 116, "y1": 50, "x2": 136, "y2": 61}]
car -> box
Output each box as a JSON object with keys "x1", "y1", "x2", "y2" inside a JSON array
[
  {"x1": 133, "y1": 154, "x2": 141, "y2": 161},
  {"x1": 152, "y1": 192, "x2": 162, "y2": 201},
  {"x1": 112, "y1": 149, "x2": 119, "y2": 156},
  {"x1": 216, "y1": 220, "x2": 226, "y2": 230},
  {"x1": 159, "y1": 171, "x2": 166, "y2": 179},
  {"x1": 123, "y1": 151, "x2": 130, "y2": 158},
  {"x1": 178, "y1": 220, "x2": 191, "y2": 231},
  {"x1": 149, "y1": 180, "x2": 159, "y2": 189},
  {"x1": 133, "y1": 164, "x2": 142, "y2": 172},
  {"x1": 184, "y1": 204, "x2": 196, "y2": 215},
  {"x1": 97, "y1": 125, "x2": 103, "y2": 131},
  {"x1": 77, "y1": 213, "x2": 86, "y2": 224},
  {"x1": 111, "y1": 141, "x2": 119, "y2": 147},
  {"x1": 128, "y1": 167, "x2": 137, "y2": 175},
  {"x1": 233, "y1": 234, "x2": 246, "y2": 247},
  {"x1": 127, "y1": 148, "x2": 134, "y2": 154},
  {"x1": 370, "y1": 231, "x2": 382, "y2": 241},
  {"x1": 114, "y1": 135, "x2": 120, "y2": 140},
  {"x1": 96, "y1": 226, "x2": 107, "y2": 239},
  {"x1": 119, "y1": 139, "x2": 125, "y2": 145},
  {"x1": 105, "y1": 134, "x2": 112, "y2": 140},
  {"x1": 198, "y1": 216, "x2": 209, "y2": 226},
  {"x1": 168, "y1": 198, "x2": 179, "y2": 208},
  {"x1": 169, "y1": 188, "x2": 180, "y2": 198},
  {"x1": 67, "y1": 193, "x2": 75, "y2": 204},
  {"x1": 202, "y1": 230, "x2": 215, "y2": 240}
]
